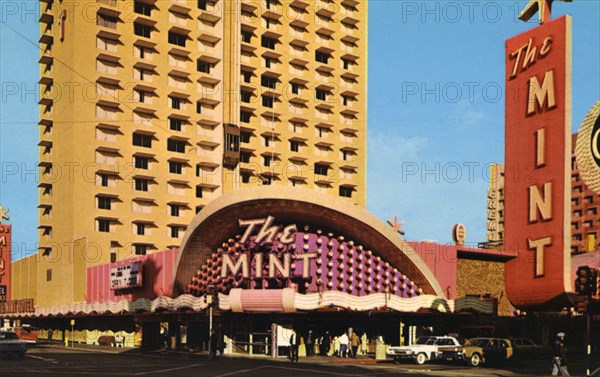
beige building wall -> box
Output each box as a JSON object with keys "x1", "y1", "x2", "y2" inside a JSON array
[
  {"x1": 36, "y1": 0, "x2": 368, "y2": 307},
  {"x1": 10, "y1": 255, "x2": 38, "y2": 302}
]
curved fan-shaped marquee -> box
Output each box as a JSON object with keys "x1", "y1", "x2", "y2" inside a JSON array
[{"x1": 174, "y1": 187, "x2": 445, "y2": 309}]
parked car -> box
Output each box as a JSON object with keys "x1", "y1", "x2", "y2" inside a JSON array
[
  {"x1": 438, "y1": 337, "x2": 513, "y2": 367},
  {"x1": 0, "y1": 330, "x2": 30, "y2": 358},
  {"x1": 387, "y1": 336, "x2": 462, "y2": 365},
  {"x1": 511, "y1": 338, "x2": 551, "y2": 360}
]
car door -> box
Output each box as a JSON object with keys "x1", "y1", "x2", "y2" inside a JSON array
[{"x1": 484, "y1": 339, "x2": 502, "y2": 362}]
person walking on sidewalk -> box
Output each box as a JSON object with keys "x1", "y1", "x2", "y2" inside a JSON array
[
  {"x1": 339, "y1": 332, "x2": 349, "y2": 358},
  {"x1": 551, "y1": 332, "x2": 570, "y2": 376},
  {"x1": 209, "y1": 330, "x2": 218, "y2": 361},
  {"x1": 289, "y1": 329, "x2": 299, "y2": 362},
  {"x1": 350, "y1": 332, "x2": 359, "y2": 358},
  {"x1": 306, "y1": 330, "x2": 314, "y2": 357}
]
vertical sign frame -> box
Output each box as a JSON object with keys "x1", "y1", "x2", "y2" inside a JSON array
[
  {"x1": 504, "y1": 16, "x2": 572, "y2": 309},
  {"x1": 0, "y1": 225, "x2": 11, "y2": 303}
]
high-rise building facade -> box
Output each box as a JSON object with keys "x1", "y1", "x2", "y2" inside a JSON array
[
  {"x1": 36, "y1": 0, "x2": 367, "y2": 306},
  {"x1": 484, "y1": 134, "x2": 600, "y2": 254}
]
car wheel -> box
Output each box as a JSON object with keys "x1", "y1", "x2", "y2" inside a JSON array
[
  {"x1": 415, "y1": 353, "x2": 428, "y2": 365},
  {"x1": 469, "y1": 353, "x2": 482, "y2": 367}
]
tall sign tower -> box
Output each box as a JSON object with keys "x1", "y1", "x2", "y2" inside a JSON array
[
  {"x1": 504, "y1": 0, "x2": 573, "y2": 309},
  {"x1": 0, "y1": 205, "x2": 11, "y2": 303}
]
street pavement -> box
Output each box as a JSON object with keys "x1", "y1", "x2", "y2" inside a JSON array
[{"x1": 0, "y1": 343, "x2": 598, "y2": 377}]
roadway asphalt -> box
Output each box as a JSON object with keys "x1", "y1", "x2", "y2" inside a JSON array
[{"x1": 0, "y1": 343, "x2": 598, "y2": 377}]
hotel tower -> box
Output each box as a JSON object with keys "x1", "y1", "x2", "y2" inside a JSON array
[{"x1": 33, "y1": 0, "x2": 367, "y2": 306}]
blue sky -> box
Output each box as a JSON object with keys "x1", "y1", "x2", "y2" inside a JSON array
[{"x1": 1, "y1": 1, "x2": 599, "y2": 259}]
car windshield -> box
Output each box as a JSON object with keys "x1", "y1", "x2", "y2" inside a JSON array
[
  {"x1": 0, "y1": 332, "x2": 19, "y2": 340},
  {"x1": 470, "y1": 339, "x2": 489, "y2": 347},
  {"x1": 415, "y1": 337, "x2": 436, "y2": 345}
]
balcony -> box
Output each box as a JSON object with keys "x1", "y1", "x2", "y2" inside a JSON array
[
  {"x1": 170, "y1": 1, "x2": 191, "y2": 14},
  {"x1": 39, "y1": 11, "x2": 54, "y2": 24}
]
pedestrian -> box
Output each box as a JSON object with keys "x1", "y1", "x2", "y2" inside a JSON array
[
  {"x1": 160, "y1": 325, "x2": 169, "y2": 350},
  {"x1": 551, "y1": 332, "x2": 570, "y2": 376},
  {"x1": 209, "y1": 330, "x2": 218, "y2": 361},
  {"x1": 321, "y1": 331, "x2": 331, "y2": 356},
  {"x1": 339, "y1": 332, "x2": 349, "y2": 358},
  {"x1": 350, "y1": 332, "x2": 359, "y2": 358},
  {"x1": 360, "y1": 332, "x2": 368, "y2": 356},
  {"x1": 306, "y1": 330, "x2": 314, "y2": 357},
  {"x1": 289, "y1": 329, "x2": 299, "y2": 362}
]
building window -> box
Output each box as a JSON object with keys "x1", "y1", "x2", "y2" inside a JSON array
[
  {"x1": 170, "y1": 97, "x2": 181, "y2": 109},
  {"x1": 135, "y1": 178, "x2": 149, "y2": 192},
  {"x1": 261, "y1": 75, "x2": 276, "y2": 89},
  {"x1": 196, "y1": 186, "x2": 203, "y2": 198},
  {"x1": 241, "y1": 172, "x2": 251, "y2": 183},
  {"x1": 134, "y1": 1, "x2": 152, "y2": 16},
  {"x1": 261, "y1": 36, "x2": 276, "y2": 49},
  {"x1": 98, "y1": 219, "x2": 111, "y2": 233},
  {"x1": 291, "y1": 83, "x2": 300, "y2": 95},
  {"x1": 134, "y1": 23, "x2": 152, "y2": 38},
  {"x1": 136, "y1": 223, "x2": 146, "y2": 235},
  {"x1": 225, "y1": 132, "x2": 240, "y2": 153},
  {"x1": 168, "y1": 31, "x2": 187, "y2": 47},
  {"x1": 132, "y1": 133, "x2": 152, "y2": 148},
  {"x1": 240, "y1": 131, "x2": 251, "y2": 143},
  {"x1": 167, "y1": 139, "x2": 186, "y2": 153},
  {"x1": 46, "y1": 269, "x2": 52, "y2": 282},
  {"x1": 135, "y1": 156, "x2": 149, "y2": 169},
  {"x1": 342, "y1": 95, "x2": 350, "y2": 106},
  {"x1": 342, "y1": 58, "x2": 350, "y2": 69},
  {"x1": 170, "y1": 204, "x2": 180, "y2": 217},
  {"x1": 264, "y1": 57, "x2": 271, "y2": 68},
  {"x1": 315, "y1": 51, "x2": 330, "y2": 64},
  {"x1": 242, "y1": 30, "x2": 252, "y2": 43},
  {"x1": 262, "y1": 96, "x2": 274, "y2": 108},
  {"x1": 262, "y1": 176, "x2": 273, "y2": 185},
  {"x1": 240, "y1": 151, "x2": 251, "y2": 163},
  {"x1": 196, "y1": 102, "x2": 202, "y2": 114},
  {"x1": 240, "y1": 111, "x2": 251, "y2": 123},
  {"x1": 339, "y1": 186, "x2": 353, "y2": 198},
  {"x1": 170, "y1": 226, "x2": 179, "y2": 238},
  {"x1": 196, "y1": 206, "x2": 203, "y2": 214},
  {"x1": 242, "y1": 71, "x2": 252, "y2": 83},
  {"x1": 241, "y1": 91, "x2": 252, "y2": 103},
  {"x1": 290, "y1": 141, "x2": 300, "y2": 152},
  {"x1": 197, "y1": 60, "x2": 211, "y2": 73},
  {"x1": 100, "y1": 174, "x2": 109, "y2": 187},
  {"x1": 169, "y1": 118, "x2": 182, "y2": 131},
  {"x1": 169, "y1": 161, "x2": 183, "y2": 174},
  {"x1": 316, "y1": 89, "x2": 327, "y2": 101},
  {"x1": 198, "y1": 0, "x2": 207, "y2": 10},
  {"x1": 315, "y1": 163, "x2": 329, "y2": 176},
  {"x1": 263, "y1": 155, "x2": 272, "y2": 167},
  {"x1": 98, "y1": 196, "x2": 112, "y2": 210},
  {"x1": 263, "y1": 136, "x2": 271, "y2": 147},
  {"x1": 134, "y1": 244, "x2": 147, "y2": 255},
  {"x1": 97, "y1": 14, "x2": 117, "y2": 29}
]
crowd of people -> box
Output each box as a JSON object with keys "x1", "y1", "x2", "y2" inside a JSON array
[{"x1": 289, "y1": 328, "x2": 372, "y2": 360}]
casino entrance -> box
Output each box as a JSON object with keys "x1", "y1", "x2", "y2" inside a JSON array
[{"x1": 215, "y1": 311, "x2": 499, "y2": 358}]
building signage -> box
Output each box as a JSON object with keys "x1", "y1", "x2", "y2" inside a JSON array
[
  {"x1": 575, "y1": 101, "x2": 600, "y2": 193},
  {"x1": 0, "y1": 299, "x2": 35, "y2": 315},
  {"x1": 222, "y1": 216, "x2": 316, "y2": 279},
  {"x1": 0, "y1": 223, "x2": 11, "y2": 303},
  {"x1": 110, "y1": 261, "x2": 143, "y2": 290},
  {"x1": 504, "y1": 14, "x2": 572, "y2": 308},
  {"x1": 189, "y1": 213, "x2": 423, "y2": 301}
]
